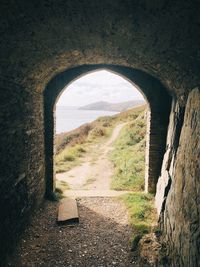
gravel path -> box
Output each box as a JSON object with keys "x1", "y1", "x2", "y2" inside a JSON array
[{"x1": 8, "y1": 197, "x2": 135, "y2": 267}]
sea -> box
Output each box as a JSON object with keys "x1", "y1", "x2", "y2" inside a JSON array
[{"x1": 56, "y1": 106, "x2": 118, "y2": 134}]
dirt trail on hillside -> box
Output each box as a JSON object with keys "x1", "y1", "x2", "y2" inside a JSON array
[{"x1": 56, "y1": 123, "x2": 128, "y2": 197}]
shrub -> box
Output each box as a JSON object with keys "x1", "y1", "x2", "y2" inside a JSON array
[
  {"x1": 77, "y1": 146, "x2": 86, "y2": 153},
  {"x1": 63, "y1": 154, "x2": 75, "y2": 161},
  {"x1": 88, "y1": 126, "x2": 107, "y2": 140}
]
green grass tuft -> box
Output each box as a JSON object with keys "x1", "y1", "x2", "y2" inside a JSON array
[
  {"x1": 55, "y1": 144, "x2": 86, "y2": 173},
  {"x1": 109, "y1": 111, "x2": 146, "y2": 191},
  {"x1": 121, "y1": 192, "x2": 156, "y2": 238}
]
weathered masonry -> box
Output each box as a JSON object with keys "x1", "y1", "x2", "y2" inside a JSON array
[{"x1": 0, "y1": 1, "x2": 199, "y2": 267}]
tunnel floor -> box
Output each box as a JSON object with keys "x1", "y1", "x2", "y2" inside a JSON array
[{"x1": 8, "y1": 197, "x2": 136, "y2": 267}]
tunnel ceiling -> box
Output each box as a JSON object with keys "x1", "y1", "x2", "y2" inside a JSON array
[{"x1": 0, "y1": 0, "x2": 200, "y2": 103}]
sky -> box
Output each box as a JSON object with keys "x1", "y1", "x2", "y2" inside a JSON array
[{"x1": 56, "y1": 70, "x2": 144, "y2": 107}]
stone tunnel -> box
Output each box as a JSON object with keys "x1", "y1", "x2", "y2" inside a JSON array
[{"x1": 0, "y1": 1, "x2": 199, "y2": 266}]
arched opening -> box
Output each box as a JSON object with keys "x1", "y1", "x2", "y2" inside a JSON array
[
  {"x1": 54, "y1": 70, "x2": 146, "y2": 195},
  {"x1": 44, "y1": 64, "x2": 172, "y2": 198}
]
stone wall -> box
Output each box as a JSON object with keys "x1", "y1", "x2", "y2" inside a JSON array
[
  {"x1": 156, "y1": 88, "x2": 200, "y2": 267},
  {"x1": 0, "y1": 80, "x2": 45, "y2": 264},
  {"x1": 146, "y1": 108, "x2": 170, "y2": 193},
  {"x1": 155, "y1": 100, "x2": 185, "y2": 215}
]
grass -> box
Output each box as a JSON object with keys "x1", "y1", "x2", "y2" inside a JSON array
[
  {"x1": 55, "y1": 144, "x2": 86, "y2": 173},
  {"x1": 53, "y1": 180, "x2": 70, "y2": 200},
  {"x1": 55, "y1": 116, "x2": 115, "y2": 173},
  {"x1": 56, "y1": 180, "x2": 70, "y2": 190},
  {"x1": 87, "y1": 126, "x2": 108, "y2": 141},
  {"x1": 52, "y1": 188, "x2": 64, "y2": 201},
  {"x1": 109, "y1": 110, "x2": 146, "y2": 191},
  {"x1": 55, "y1": 118, "x2": 116, "y2": 173},
  {"x1": 108, "y1": 107, "x2": 158, "y2": 240},
  {"x1": 121, "y1": 192, "x2": 157, "y2": 238},
  {"x1": 83, "y1": 176, "x2": 96, "y2": 187}
]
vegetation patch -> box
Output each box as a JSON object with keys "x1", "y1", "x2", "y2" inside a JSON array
[
  {"x1": 56, "y1": 180, "x2": 70, "y2": 190},
  {"x1": 55, "y1": 144, "x2": 86, "y2": 173},
  {"x1": 120, "y1": 192, "x2": 157, "y2": 238},
  {"x1": 110, "y1": 110, "x2": 146, "y2": 191},
  {"x1": 83, "y1": 177, "x2": 96, "y2": 187},
  {"x1": 88, "y1": 126, "x2": 108, "y2": 140},
  {"x1": 55, "y1": 124, "x2": 92, "y2": 154},
  {"x1": 53, "y1": 180, "x2": 70, "y2": 200},
  {"x1": 51, "y1": 187, "x2": 64, "y2": 201}
]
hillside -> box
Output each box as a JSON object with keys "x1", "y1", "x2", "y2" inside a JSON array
[
  {"x1": 55, "y1": 104, "x2": 146, "y2": 153},
  {"x1": 55, "y1": 105, "x2": 147, "y2": 174},
  {"x1": 78, "y1": 100, "x2": 145, "y2": 112}
]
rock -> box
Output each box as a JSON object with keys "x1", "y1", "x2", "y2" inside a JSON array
[
  {"x1": 131, "y1": 235, "x2": 142, "y2": 251},
  {"x1": 138, "y1": 233, "x2": 163, "y2": 267},
  {"x1": 156, "y1": 88, "x2": 200, "y2": 267}
]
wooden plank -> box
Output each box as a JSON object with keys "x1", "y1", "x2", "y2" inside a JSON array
[{"x1": 57, "y1": 198, "x2": 79, "y2": 225}]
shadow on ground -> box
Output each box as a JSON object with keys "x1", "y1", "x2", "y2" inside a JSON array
[{"x1": 8, "y1": 198, "x2": 136, "y2": 267}]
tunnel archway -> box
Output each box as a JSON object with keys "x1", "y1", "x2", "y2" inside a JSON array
[
  {"x1": 1, "y1": 1, "x2": 199, "y2": 265},
  {"x1": 44, "y1": 64, "x2": 172, "y2": 198}
]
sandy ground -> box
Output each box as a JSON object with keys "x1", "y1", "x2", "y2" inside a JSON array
[{"x1": 56, "y1": 123, "x2": 127, "y2": 196}]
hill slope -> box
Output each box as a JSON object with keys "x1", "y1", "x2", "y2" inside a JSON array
[
  {"x1": 79, "y1": 100, "x2": 145, "y2": 112},
  {"x1": 55, "y1": 105, "x2": 147, "y2": 175}
]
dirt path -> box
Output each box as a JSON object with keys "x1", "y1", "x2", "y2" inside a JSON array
[
  {"x1": 9, "y1": 198, "x2": 136, "y2": 267},
  {"x1": 56, "y1": 123, "x2": 127, "y2": 197}
]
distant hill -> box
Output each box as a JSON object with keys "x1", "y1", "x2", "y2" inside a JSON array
[
  {"x1": 78, "y1": 100, "x2": 145, "y2": 112},
  {"x1": 57, "y1": 106, "x2": 79, "y2": 110}
]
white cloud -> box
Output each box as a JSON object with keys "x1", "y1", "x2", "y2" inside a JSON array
[{"x1": 56, "y1": 70, "x2": 144, "y2": 107}]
